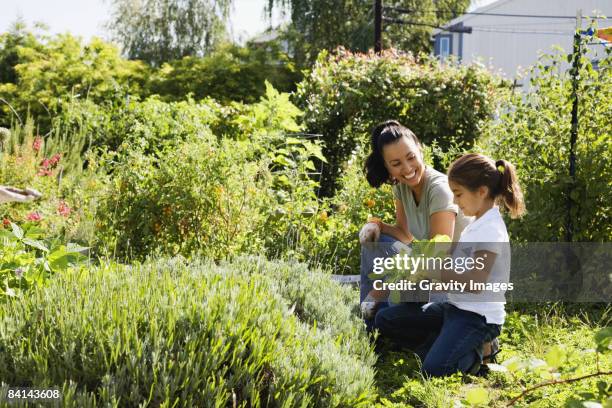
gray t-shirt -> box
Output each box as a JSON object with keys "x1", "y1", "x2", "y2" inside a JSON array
[{"x1": 392, "y1": 166, "x2": 471, "y2": 241}]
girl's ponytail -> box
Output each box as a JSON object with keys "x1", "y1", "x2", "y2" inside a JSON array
[
  {"x1": 494, "y1": 159, "x2": 525, "y2": 219},
  {"x1": 448, "y1": 153, "x2": 526, "y2": 219}
]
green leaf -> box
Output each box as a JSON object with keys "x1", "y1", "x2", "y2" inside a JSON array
[
  {"x1": 502, "y1": 356, "x2": 523, "y2": 372},
  {"x1": 595, "y1": 327, "x2": 612, "y2": 353},
  {"x1": 22, "y1": 238, "x2": 49, "y2": 253},
  {"x1": 11, "y1": 222, "x2": 23, "y2": 240},
  {"x1": 66, "y1": 243, "x2": 89, "y2": 254},
  {"x1": 545, "y1": 345, "x2": 565, "y2": 369},
  {"x1": 464, "y1": 387, "x2": 489, "y2": 406}
]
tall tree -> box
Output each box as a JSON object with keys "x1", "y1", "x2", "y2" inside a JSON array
[
  {"x1": 266, "y1": 0, "x2": 470, "y2": 65},
  {"x1": 107, "y1": 0, "x2": 232, "y2": 66}
]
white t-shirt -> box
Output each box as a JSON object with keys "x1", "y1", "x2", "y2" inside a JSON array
[{"x1": 447, "y1": 206, "x2": 510, "y2": 325}]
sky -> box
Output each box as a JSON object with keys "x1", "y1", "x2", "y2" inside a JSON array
[
  {"x1": 0, "y1": 0, "x2": 285, "y2": 43},
  {"x1": 0, "y1": 0, "x2": 495, "y2": 43}
]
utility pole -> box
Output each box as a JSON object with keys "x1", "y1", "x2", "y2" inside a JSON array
[
  {"x1": 375, "y1": 0, "x2": 382, "y2": 53},
  {"x1": 567, "y1": 9, "x2": 581, "y2": 243}
]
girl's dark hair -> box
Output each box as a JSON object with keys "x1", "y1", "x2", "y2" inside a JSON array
[
  {"x1": 448, "y1": 153, "x2": 525, "y2": 219},
  {"x1": 365, "y1": 120, "x2": 421, "y2": 188}
]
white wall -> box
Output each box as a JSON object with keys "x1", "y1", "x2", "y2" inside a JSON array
[{"x1": 456, "y1": 0, "x2": 611, "y2": 82}]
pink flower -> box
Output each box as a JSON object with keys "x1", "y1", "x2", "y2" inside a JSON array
[
  {"x1": 40, "y1": 158, "x2": 51, "y2": 168},
  {"x1": 32, "y1": 137, "x2": 43, "y2": 152},
  {"x1": 57, "y1": 200, "x2": 71, "y2": 217},
  {"x1": 50, "y1": 153, "x2": 61, "y2": 166},
  {"x1": 26, "y1": 212, "x2": 41, "y2": 222},
  {"x1": 37, "y1": 169, "x2": 52, "y2": 177}
]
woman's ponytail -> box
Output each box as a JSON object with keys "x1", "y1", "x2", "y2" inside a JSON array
[{"x1": 495, "y1": 159, "x2": 525, "y2": 219}]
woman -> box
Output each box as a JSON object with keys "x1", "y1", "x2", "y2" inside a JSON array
[{"x1": 358, "y1": 120, "x2": 481, "y2": 372}]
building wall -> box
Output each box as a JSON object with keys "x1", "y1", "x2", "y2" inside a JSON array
[{"x1": 435, "y1": 0, "x2": 611, "y2": 83}]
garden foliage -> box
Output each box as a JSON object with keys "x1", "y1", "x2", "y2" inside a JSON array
[
  {"x1": 294, "y1": 48, "x2": 510, "y2": 196},
  {"x1": 481, "y1": 44, "x2": 611, "y2": 241},
  {"x1": 0, "y1": 256, "x2": 378, "y2": 407}
]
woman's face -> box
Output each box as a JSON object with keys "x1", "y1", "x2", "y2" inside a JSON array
[{"x1": 382, "y1": 136, "x2": 425, "y2": 189}]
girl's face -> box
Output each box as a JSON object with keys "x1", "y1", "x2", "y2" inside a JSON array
[
  {"x1": 382, "y1": 136, "x2": 425, "y2": 189},
  {"x1": 449, "y1": 181, "x2": 489, "y2": 218}
]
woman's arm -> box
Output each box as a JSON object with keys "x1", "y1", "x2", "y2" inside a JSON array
[
  {"x1": 378, "y1": 199, "x2": 414, "y2": 244},
  {"x1": 429, "y1": 211, "x2": 456, "y2": 240}
]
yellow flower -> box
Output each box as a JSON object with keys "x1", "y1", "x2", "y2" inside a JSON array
[{"x1": 318, "y1": 211, "x2": 328, "y2": 222}]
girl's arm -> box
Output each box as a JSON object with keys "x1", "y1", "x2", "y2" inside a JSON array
[
  {"x1": 440, "y1": 250, "x2": 496, "y2": 286},
  {"x1": 377, "y1": 199, "x2": 414, "y2": 244},
  {"x1": 419, "y1": 250, "x2": 495, "y2": 293}
]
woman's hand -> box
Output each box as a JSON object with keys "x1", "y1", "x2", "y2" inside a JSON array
[
  {"x1": 359, "y1": 222, "x2": 381, "y2": 244},
  {"x1": 0, "y1": 186, "x2": 42, "y2": 204}
]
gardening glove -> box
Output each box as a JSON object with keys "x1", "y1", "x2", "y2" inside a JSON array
[
  {"x1": 360, "y1": 293, "x2": 380, "y2": 320},
  {"x1": 0, "y1": 186, "x2": 42, "y2": 204},
  {"x1": 360, "y1": 289, "x2": 389, "y2": 319},
  {"x1": 359, "y1": 222, "x2": 380, "y2": 245}
]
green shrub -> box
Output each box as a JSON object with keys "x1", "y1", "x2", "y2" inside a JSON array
[
  {"x1": 480, "y1": 44, "x2": 611, "y2": 241},
  {"x1": 294, "y1": 48, "x2": 510, "y2": 196},
  {"x1": 0, "y1": 256, "x2": 377, "y2": 406},
  {"x1": 95, "y1": 133, "x2": 273, "y2": 260},
  {"x1": 0, "y1": 31, "x2": 148, "y2": 130},
  {"x1": 147, "y1": 42, "x2": 301, "y2": 104},
  {"x1": 0, "y1": 221, "x2": 86, "y2": 300}
]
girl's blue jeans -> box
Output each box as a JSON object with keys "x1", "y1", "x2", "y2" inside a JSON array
[{"x1": 361, "y1": 234, "x2": 501, "y2": 377}]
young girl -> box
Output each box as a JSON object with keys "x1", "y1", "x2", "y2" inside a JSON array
[{"x1": 410, "y1": 153, "x2": 525, "y2": 377}]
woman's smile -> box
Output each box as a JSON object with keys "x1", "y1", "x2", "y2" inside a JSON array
[
  {"x1": 402, "y1": 169, "x2": 417, "y2": 182},
  {"x1": 382, "y1": 136, "x2": 425, "y2": 189}
]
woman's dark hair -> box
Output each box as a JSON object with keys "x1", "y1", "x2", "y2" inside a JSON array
[
  {"x1": 448, "y1": 153, "x2": 526, "y2": 219},
  {"x1": 365, "y1": 120, "x2": 421, "y2": 188}
]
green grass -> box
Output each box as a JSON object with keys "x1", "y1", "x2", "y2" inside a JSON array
[{"x1": 371, "y1": 303, "x2": 612, "y2": 407}]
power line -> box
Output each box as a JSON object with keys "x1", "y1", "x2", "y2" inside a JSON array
[
  {"x1": 382, "y1": 17, "x2": 472, "y2": 33},
  {"x1": 470, "y1": 27, "x2": 574, "y2": 35},
  {"x1": 383, "y1": 5, "x2": 611, "y2": 20}
]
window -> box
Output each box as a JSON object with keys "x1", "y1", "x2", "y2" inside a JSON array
[{"x1": 440, "y1": 37, "x2": 450, "y2": 58}]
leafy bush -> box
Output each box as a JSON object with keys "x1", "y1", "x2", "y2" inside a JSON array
[
  {"x1": 95, "y1": 132, "x2": 273, "y2": 260},
  {"x1": 294, "y1": 48, "x2": 510, "y2": 196},
  {"x1": 0, "y1": 256, "x2": 377, "y2": 406},
  {"x1": 88, "y1": 83, "x2": 328, "y2": 261},
  {"x1": 147, "y1": 42, "x2": 301, "y2": 104},
  {"x1": 481, "y1": 44, "x2": 611, "y2": 241},
  {"x1": 0, "y1": 30, "x2": 148, "y2": 129},
  {"x1": 0, "y1": 221, "x2": 86, "y2": 300}
]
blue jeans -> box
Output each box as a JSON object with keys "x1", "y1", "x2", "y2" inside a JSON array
[{"x1": 375, "y1": 302, "x2": 501, "y2": 376}]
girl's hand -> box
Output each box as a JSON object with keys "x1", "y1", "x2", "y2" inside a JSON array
[{"x1": 359, "y1": 222, "x2": 381, "y2": 244}]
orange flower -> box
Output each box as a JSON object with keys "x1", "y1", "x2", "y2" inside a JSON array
[
  {"x1": 57, "y1": 200, "x2": 71, "y2": 217},
  {"x1": 365, "y1": 199, "x2": 375, "y2": 208}
]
